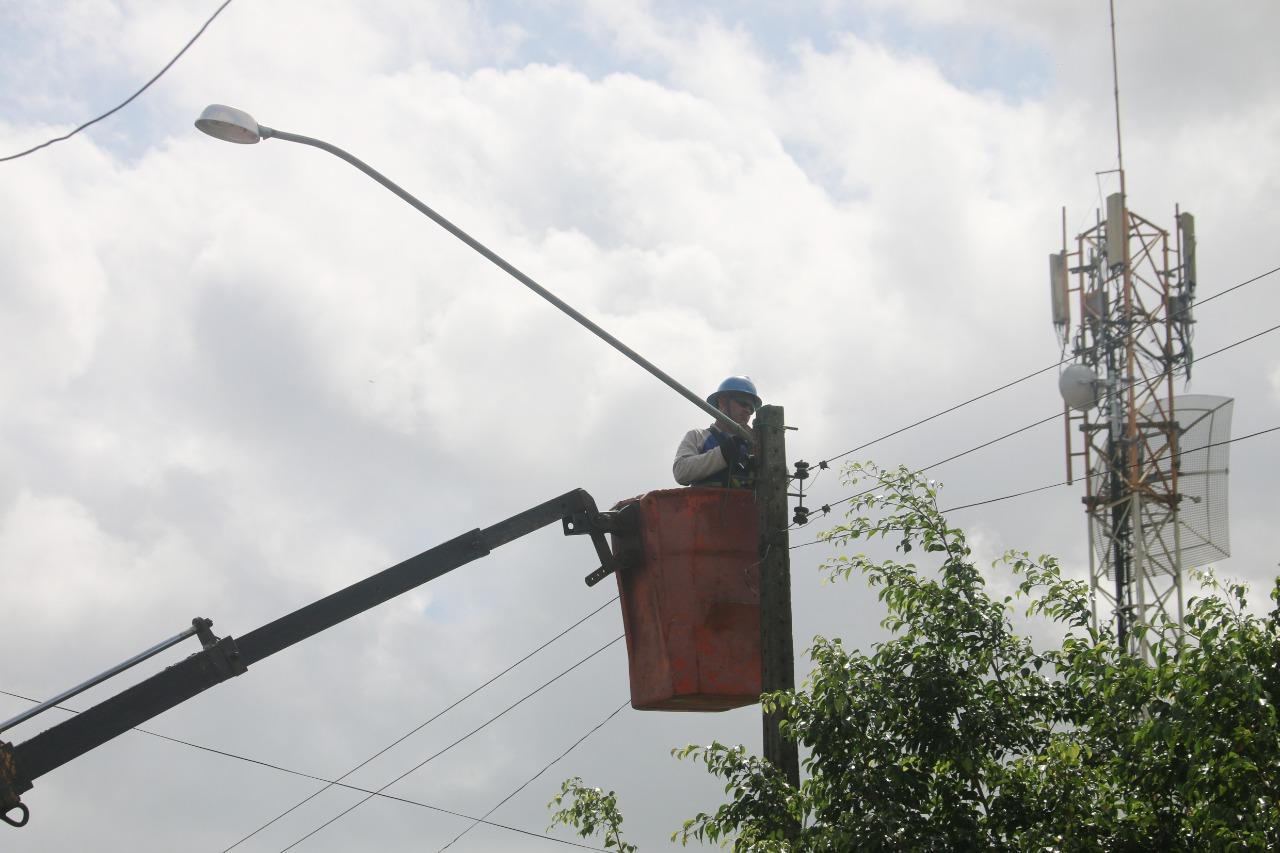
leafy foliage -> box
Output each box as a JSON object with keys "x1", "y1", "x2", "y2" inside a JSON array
[
  {"x1": 553, "y1": 462, "x2": 1280, "y2": 851},
  {"x1": 548, "y1": 777, "x2": 637, "y2": 852}
]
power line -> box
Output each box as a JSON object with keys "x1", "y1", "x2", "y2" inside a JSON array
[
  {"x1": 220, "y1": 595, "x2": 619, "y2": 852},
  {"x1": 3, "y1": 1, "x2": 235, "y2": 163},
  {"x1": 0, "y1": 688, "x2": 604, "y2": 851},
  {"x1": 1, "y1": 0, "x2": 235, "y2": 163},
  {"x1": 919, "y1": 412, "x2": 1061, "y2": 473},
  {"x1": 799, "y1": 315, "x2": 1280, "y2": 521},
  {"x1": 800, "y1": 409, "x2": 1062, "y2": 526},
  {"x1": 939, "y1": 481, "x2": 1069, "y2": 514},
  {"x1": 276, "y1": 635, "x2": 626, "y2": 853},
  {"x1": 1195, "y1": 322, "x2": 1280, "y2": 361},
  {"x1": 792, "y1": 423, "x2": 1280, "y2": 549},
  {"x1": 438, "y1": 699, "x2": 631, "y2": 851},
  {"x1": 820, "y1": 362, "x2": 1063, "y2": 469},
  {"x1": 811, "y1": 264, "x2": 1280, "y2": 471},
  {"x1": 1195, "y1": 266, "x2": 1280, "y2": 310},
  {"x1": 0, "y1": 594, "x2": 618, "y2": 848},
  {"x1": 786, "y1": 410, "x2": 1067, "y2": 543},
  {"x1": 937, "y1": 424, "x2": 1280, "y2": 515}
]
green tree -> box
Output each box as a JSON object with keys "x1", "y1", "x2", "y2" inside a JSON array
[{"x1": 551, "y1": 462, "x2": 1280, "y2": 851}]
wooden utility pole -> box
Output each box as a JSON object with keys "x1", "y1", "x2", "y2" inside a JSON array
[{"x1": 754, "y1": 404, "x2": 800, "y2": 788}]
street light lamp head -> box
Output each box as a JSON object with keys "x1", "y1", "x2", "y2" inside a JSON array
[{"x1": 195, "y1": 104, "x2": 262, "y2": 144}]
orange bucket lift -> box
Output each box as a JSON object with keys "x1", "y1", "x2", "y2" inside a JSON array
[{"x1": 605, "y1": 488, "x2": 761, "y2": 711}]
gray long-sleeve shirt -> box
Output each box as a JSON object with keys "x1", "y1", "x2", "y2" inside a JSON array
[{"x1": 673, "y1": 426, "x2": 729, "y2": 485}]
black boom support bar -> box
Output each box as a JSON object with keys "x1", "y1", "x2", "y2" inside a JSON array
[{"x1": 2, "y1": 488, "x2": 623, "y2": 827}]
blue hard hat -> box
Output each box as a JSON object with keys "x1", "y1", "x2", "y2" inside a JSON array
[{"x1": 708, "y1": 376, "x2": 761, "y2": 409}]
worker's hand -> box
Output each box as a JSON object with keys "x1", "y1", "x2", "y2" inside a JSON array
[{"x1": 717, "y1": 434, "x2": 741, "y2": 467}]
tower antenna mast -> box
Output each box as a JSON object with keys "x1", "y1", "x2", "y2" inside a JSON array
[
  {"x1": 1048, "y1": 0, "x2": 1227, "y2": 660},
  {"x1": 1109, "y1": 0, "x2": 1126, "y2": 196}
]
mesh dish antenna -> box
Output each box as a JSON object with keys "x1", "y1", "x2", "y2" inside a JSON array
[
  {"x1": 1158, "y1": 394, "x2": 1233, "y2": 569},
  {"x1": 1087, "y1": 394, "x2": 1234, "y2": 579}
]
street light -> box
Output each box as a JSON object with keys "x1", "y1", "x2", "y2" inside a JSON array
[
  {"x1": 193, "y1": 104, "x2": 752, "y2": 440},
  {"x1": 193, "y1": 104, "x2": 262, "y2": 144}
]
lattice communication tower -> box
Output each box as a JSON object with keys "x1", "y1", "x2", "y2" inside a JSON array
[{"x1": 1050, "y1": 193, "x2": 1231, "y2": 658}]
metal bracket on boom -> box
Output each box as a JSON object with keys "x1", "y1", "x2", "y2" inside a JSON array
[
  {"x1": 564, "y1": 501, "x2": 637, "y2": 588},
  {"x1": 193, "y1": 617, "x2": 218, "y2": 649}
]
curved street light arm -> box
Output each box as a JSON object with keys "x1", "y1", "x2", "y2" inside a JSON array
[{"x1": 256, "y1": 123, "x2": 753, "y2": 442}]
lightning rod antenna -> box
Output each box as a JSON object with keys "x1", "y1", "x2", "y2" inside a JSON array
[{"x1": 1109, "y1": 0, "x2": 1126, "y2": 196}]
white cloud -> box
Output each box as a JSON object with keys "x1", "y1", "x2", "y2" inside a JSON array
[{"x1": 3, "y1": 2, "x2": 1280, "y2": 850}]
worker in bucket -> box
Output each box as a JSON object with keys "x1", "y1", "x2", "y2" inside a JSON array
[{"x1": 672, "y1": 376, "x2": 760, "y2": 488}]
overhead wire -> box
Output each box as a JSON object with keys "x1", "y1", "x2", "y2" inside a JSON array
[
  {"x1": 913, "y1": 411, "x2": 1061, "y2": 474},
  {"x1": 789, "y1": 407, "x2": 1064, "y2": 534},
  {"x1": 0, "y1": 688, "x2": 605, "y2": 851},
  {"x1": 804, "y1": 463, "x2": 828, "y2": 492},
  {"x1": 1, "y1": 0, "x2": 235, "y2": 162},
  {"x1": 274, "y1": 634, "x2": 626, "y2": 853},
  {"x1": 1193, "y1": 265, "x2": 1280, "y2": 310},
  {"x1": 791, "y1": 310, "x2": 1280, "y2": 532},
  {"x1": 791, "y1": 423, "x2": 1280, "y2": 550},
  {"x1": 1195, "y1": 322, "x2": 1280, "y2": 361},
  {"x1": 938, "y1": 481, "x2": 1069, "y2": 514},
  {"x1": 0, "y1": 594, "x2": 619, "y2": 850},
  {"x1": 808, "y1": 264, "x2": 1280, "y2": 473},
  {"x1": 221, "y1": 595, "x2": 620, "y2": 852},
  {"x1": 817, "y1": 362, "x2": 1063, "y2": 470},
  {"x1": 437, "y1": 699, "x2": 631, "y2": 851}
]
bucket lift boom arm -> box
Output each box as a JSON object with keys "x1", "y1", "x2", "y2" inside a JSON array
[{"x1": 1, "y1": 488, "x2": 626, "y2": 828}]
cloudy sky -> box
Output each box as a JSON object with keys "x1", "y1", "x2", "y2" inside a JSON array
[{"x1": 2, "y1": 1, "x2": 1278, "y2": 850}]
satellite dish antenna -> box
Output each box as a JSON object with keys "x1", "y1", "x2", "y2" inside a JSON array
[{"x1": 1059, "y1": 364, "x2": 1100, "y2": 411}]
